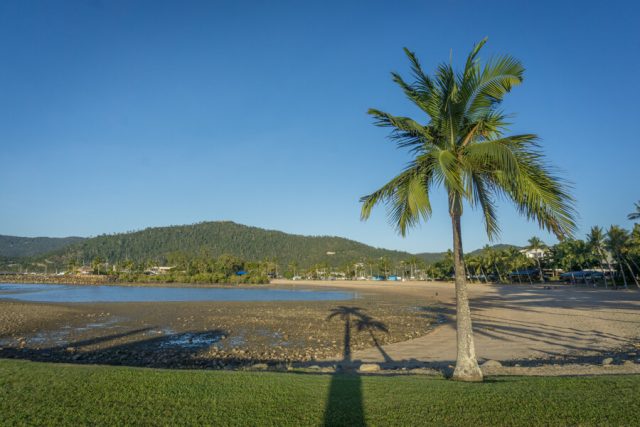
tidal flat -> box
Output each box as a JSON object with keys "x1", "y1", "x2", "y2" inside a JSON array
[{"x1": 0, "y1": 284, "x2": 437, "y2": 369}]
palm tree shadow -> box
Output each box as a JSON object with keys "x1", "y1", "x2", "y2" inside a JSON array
[
  {"x1": 323, "y1": 373, "x2": 365, "y2": 426},
  {"x1": 323, "y1": 306, "x2": 389, "y2": 426},
  {"x1": 355, "y1": 315, "x2": 392, "y2": 363}
]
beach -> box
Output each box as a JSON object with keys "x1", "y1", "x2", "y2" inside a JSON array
[{"x1": 1, "y1": 280, "x2": 639, "y2": 375}]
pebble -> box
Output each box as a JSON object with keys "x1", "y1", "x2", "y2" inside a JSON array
[
  {"x1": 249, "y1": 363, "x2": 269, "y2": 370},
  {"x1": 481, "y1": 360, "x2": 502, "y2": 368},
  {"x1": 358, "y1": 363, "x2": 381, "y2": 373}
]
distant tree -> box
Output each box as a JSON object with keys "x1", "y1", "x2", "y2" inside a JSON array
[
  {"x1": 606, "y1": 226, "x2": 638, "y2": 288},
  {"x1": 586, "y1": 226, "x2": 613, "y2": 287},
  {"x1": 67, "y1": 259, "x2": 77, "y2": 273},
  {"x1": 91, "y1": 257, "x2": 104, "y2": 275},
  {"x1": 526, "y1": 237, "x2": 547, "y2": 282}
]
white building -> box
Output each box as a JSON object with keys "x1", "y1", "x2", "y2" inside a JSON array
[{"x1": 520, "y1": 248, "x2": 548, "y2": 259}]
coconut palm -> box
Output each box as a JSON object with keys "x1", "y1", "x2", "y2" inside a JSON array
[
  {"x1": 360, "y1": 39, "x2": 575, "y2": 381},
  {"x1": 605, "y1": 226, "x2": 639, "y2": 288},
  {"x1": 628, "y1": 201, "x2": 640, "y2": 221},
  {"x1": 482, "y1": 246, "x2": 502, "y2": 283},
  {"x1": 586, "y1": 226, "x2": 613, "y2": 287},
  {"x1": 527, "y1": 237, "x2": 547, "y2": 282}
]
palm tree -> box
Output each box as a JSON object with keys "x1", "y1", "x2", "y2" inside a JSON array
[
  {"x1": 484, "y1": 246, "x2": 504, "y2": 283},
  {"x1": 586, "y1": 226, "x2": 613, "y2": 287},
  {"x1": 360, "y1": 39, "x2": 575, "y2": 381},
  {"x1": 606, "y1": 226, "x2": 639, "y2": 288},
  {"x1": 527, "y1": 237, "x2": 547, "y2": 282},
  {"x1": 628, "y1": 201, "x2": 640, "y2": 221}
]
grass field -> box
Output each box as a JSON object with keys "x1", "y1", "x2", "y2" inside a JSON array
[{"x1": 1, "y1": 359, "x2": 639, "y2": 426}]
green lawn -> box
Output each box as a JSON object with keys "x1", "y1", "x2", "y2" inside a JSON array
[{"x1": 1, "y1": 359, "x2": 638, "y2": 426}]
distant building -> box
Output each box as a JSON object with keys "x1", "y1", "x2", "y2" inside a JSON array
[
  {"x1": 520, "y1": 248, "x2": 548, "y2": 259},
  {"x1": 145, "y1": 266, "x2": 174, "y2": 275},
  {"x1": 77, "y1": 266, "x2": 93, "y2": 275}
]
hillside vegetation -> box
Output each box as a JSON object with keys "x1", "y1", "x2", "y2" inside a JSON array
[
  {"x1": 40, "y1": 221, "x2": 417, "y2": 268},
  {"x1": 1, "y1": 222, "x2": 520, "y2": 277},
  {"x1": 0, "y1": 235, "x2": 85, "y2": 258}
]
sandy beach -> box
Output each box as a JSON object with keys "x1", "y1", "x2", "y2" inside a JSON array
[{"x1": 1, "y1": 279, "x2": 639, "y2": 375}]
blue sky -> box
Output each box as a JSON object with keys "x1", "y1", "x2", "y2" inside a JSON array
[{"x1": 0, "y1": 0, "x2": 638, "y2": 253}]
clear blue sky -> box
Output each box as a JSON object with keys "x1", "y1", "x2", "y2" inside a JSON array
[{"x1": 1, "y1": 0, "x2": 638, "y2": 253}]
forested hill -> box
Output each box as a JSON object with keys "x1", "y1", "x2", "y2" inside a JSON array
[
  {"x1": 415, "y1": 244, "x2": 520, "y2": 264},
  {"x1": 0, "y1": 235, "x2": 85, "y2": 258},
  {"x1": 43, "y1": 221, "x2": 419, "y2": 268}
]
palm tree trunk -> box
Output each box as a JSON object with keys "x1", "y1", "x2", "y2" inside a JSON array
[
  {"x1": 623, "y1": 258, "x2": 639, "y2": 288},
  {"x1": 536, "y1": 258, "x2": 545, "y2": 283},
  {"x1": 597, "y1": 251, "x2": 608, "y2": 288},
  {"x1": 617, "y1": 257, "x2": 628, "y2": 289},
  {"x1": 600, "y1": 249, "x2": 615, "y2": 288},
  {"x1": 479, "y1": 266, "x2": 488, "y2": 283},
  {"x1": 494, "y1": 262, "x2": 504, "y2": 283},
  {"x1": 626, "y1": 257, "x2": 640, "y2": 287},
  {"x1": 450, "y1": 208, "x2": 483, "y2": 382}
]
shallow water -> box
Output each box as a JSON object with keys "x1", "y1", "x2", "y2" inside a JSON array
[{"x1": 0, "y1": 283, "x2": 355, "y2": 303}]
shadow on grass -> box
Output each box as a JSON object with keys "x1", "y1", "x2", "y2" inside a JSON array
[
  {"x1": 323, "y1": 373, "x2": 364, "y2": 426},
  {"x1": 323, "y1": 306, "x2": 389, "y2": 426}
]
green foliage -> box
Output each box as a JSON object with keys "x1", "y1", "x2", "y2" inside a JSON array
[
  {"x1": 0, "y1": 235, "x2": 84, "y2": 258},
  {"x1": 360, "y1": 39, "x2": 576, "y2": 240},
  {"x1": 26, "y1": 221, "x2": 416, "y2": 271}
]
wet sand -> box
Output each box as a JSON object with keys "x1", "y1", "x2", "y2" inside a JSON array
[{"x1": 0, "y1": 283, "x2": 436, "y2": 369}]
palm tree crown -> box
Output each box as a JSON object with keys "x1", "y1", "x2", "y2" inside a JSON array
[
  {"x1": 360, "y1": 38, "x2": 575, "y2": 240},
  {"x1": 527, "y1": 237, "x2": 545, "y2": 250}
]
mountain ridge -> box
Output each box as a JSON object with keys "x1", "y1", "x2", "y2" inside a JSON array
[{"x1": 0, "y1": 221, "x2": 517, "y2": 268}]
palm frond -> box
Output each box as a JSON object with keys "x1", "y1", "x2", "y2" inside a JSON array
[
  {"x1": 367, "y1": 109, "x2": 430, "y2": 150},
  {"x1": 362, "y1": 40, "x2": 575, "y2": 242},
  {"x1": 360, "y1": 161, "x2": 434, "y2": 236},
  {"x1": 494, "y1": 147, "x2": 576, "y2": 239},
  {"x1": 628, "y1": 201, "x2": 640, "y2": 220},
  {"x1": 468, "y1": 173, "x2": 500, "y2": 239},
  {"x1": 462, "y1": 55, "x2": 524, "y2": 120},
  {"x1": 403, "y1": 47, "x2": 436, "y2": 96}
]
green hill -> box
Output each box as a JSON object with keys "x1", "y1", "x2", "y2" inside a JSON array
[
  {"x1": 415, "y1": 252, "x2": 448, "y2": 264},
  {"x1": 43, "y1": 221, "x2": 417, "y2": 268},
  {"x1": 0, "y1": 235, "x2": 85, "y2": 259},
  {"x1": 1, "y1": 222, "x2": 522, "y2": 271}
]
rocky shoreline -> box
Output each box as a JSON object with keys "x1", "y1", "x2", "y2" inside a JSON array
[
  {"x1": 0, "y1": 294, "x2": 438, "y2": 370},
  {"x1": 2, "y1": 280, "x2": 640, "y2": 377}
]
